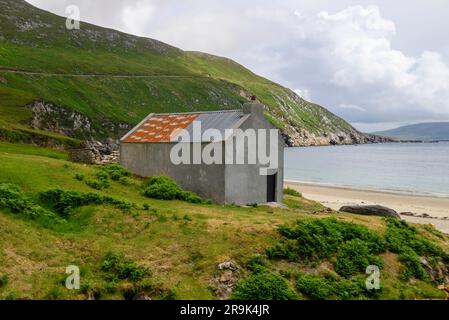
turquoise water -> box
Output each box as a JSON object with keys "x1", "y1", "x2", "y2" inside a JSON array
[{"x1": 284, "y1": 142, "x2": 449, "y2": 197}]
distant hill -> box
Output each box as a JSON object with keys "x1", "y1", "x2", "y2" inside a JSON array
[
  {"x1": 0, "y1": 0, "x2": 387, "y2": 148},
  {"x1": 374, "y1": 122, "x2": 449, "y2": 141}
]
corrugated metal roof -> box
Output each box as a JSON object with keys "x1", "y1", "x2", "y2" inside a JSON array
[
  {"x1": 180, "y1": 111, "x2": 244, "y2": 142},
  {"x1": 122, "y1": 110, "x2": 245, "y2": 143}
]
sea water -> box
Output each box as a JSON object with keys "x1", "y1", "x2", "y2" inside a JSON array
[{"x1": 284, "y1": 142, "x2": 449, "y2": 197}]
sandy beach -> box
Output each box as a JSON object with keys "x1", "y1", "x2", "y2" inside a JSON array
[{"x1": 285, "y1": 180, "x2": 449, "y2": 234}]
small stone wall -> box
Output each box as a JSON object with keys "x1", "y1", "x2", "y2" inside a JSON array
[
  {"x1": 68, "y1": 148, "x2": 120, "y2": 165},
  {"x1": 68, "y1": 148, "x2": 99, "y2": 164}
]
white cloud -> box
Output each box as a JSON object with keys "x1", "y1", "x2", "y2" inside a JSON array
[
  {"x1": 121, "y1": 2, "x2": 155, "y2": 36},
  {"x1": 308, "y1": 6, "x2": 449, "y2": 114},
  {"x1": 294, "y1": 89, "x2": 312, "y2": 101},
  {"x1": 270, "y1": 5, "x2": 449, "y2": 124},
  {"x1": 339, "y1": 104, "x2": 367, "y2": 112},
  {"x1": 24, "y1": 1, "x2": 449, "y2": 126}
]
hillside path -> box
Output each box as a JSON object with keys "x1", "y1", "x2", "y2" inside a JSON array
[{"x1": 0, "y1": 67, "x2": 211, "y2": 79}]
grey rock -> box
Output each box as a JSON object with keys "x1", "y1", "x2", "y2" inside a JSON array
[
  {"x1": 218, "y1": 261, "x2": 237, "y2": 271},
  {"x1": 339, "y1": 205, "x2": 401, "y2": 218},
  {"x1": 420, "y1": 258, "x2": 449, "y2": 283},
  {"x1": 133, "y1": 294, "x2": 151, "y2": 300}
]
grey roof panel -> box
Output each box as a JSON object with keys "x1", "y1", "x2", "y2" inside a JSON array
[{"x1": 177, "y1": 111, "x2": 246, "y2": 142}]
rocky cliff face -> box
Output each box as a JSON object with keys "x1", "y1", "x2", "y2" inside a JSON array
[
  {"x1": 285, "y1": 126, "x2": 393, "y2": 147},
  {"x1": 26, "y1": 101, "x2": 130, "y2": 155}
]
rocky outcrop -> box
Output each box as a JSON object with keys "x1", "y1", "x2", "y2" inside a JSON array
[
  {"x1": 211, "y1": 261, "x2": 241, "y2": 300},
  {"x1": 26, "y1": 101, "x2": 130, "y2": 140},
  {"x1": 420, "y1": 257, "x2": 449, "y2": 284},
  {"x1": 339, "y1": 205, "x2": 401, "y2": 219},
  {"x1": 283, "y1": 126, "x2": 393, "y2": 147},
  {"x1": 27, "y1": 101, "x2": 92, "y2": 139},
  {"x1": 26, "y1": 101, "x2": 128, "y2": 163}
]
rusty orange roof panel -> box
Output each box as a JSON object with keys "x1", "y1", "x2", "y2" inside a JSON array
[{"x1": 123, "y1": 113, "x2": 200, "y2": 143}]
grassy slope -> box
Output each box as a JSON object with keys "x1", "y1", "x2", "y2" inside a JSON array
[
  {"x1": 374, "y1": 123, "x2": 449, "y2": 141},
  {"x1": 0, "y1": 143, "x2": 447, "y2": 300},
  {"x1": 0, "y1": 0, "x2": 357, "y2": 145}
]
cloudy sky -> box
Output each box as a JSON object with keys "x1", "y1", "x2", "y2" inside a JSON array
[{"x1": 26, "y1": 0, "x2": 449, "y2": 132}]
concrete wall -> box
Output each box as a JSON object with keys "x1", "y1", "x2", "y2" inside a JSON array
[
  {"x1": 120, "y1": 102, "x2": 284, "y2": 205},
  {"x1": 120, "y1": 142, "x2": 226, "y2": 203},
  {"x1": 224, "y1": 103, "x2": 284, "y2": 204}
]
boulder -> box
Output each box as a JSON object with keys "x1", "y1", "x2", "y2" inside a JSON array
[
  {"x1": 218, "y1": 261, "x2": 237, "y2": 271},
  {"x1": 339, "y1": 205, "x2": 401, "y2": 219}
]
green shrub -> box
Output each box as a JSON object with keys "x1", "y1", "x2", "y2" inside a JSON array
[
  {"x1": 296, "y1": 274, "x2": 332, "y2": 300},
  {"x1": 335, "y1": 239, "x2": 383, "y2": 278},
  {"x1": 162, "y1": 289, "x2": 177, "y2": 300},
  {"x1": 296, "y1": 273, "x2": 369, "y2": 300},
  {"x1": 100, "y1": 165, "x2": 131, "y2": 181},
  {"x1": 0, "y1": 183, "x2": 57, "y2": 220},
  {"x1": 284, "y1": 188, "x2": 302, "y2": 197},
  {"x1": 74, "y1": 173, "x2": 85, "y2": 181},
  {"x1": 385, "y1": 218, "x2": 449, "y2": 280},
  {"x1": 79, "y1": 165, "x2": 131, "y2": 190},
  {"x1": 0, "y1": 274, "x2": 9, "y2": 288},
  {"x1": 266, "y1": 218, "x2": 386, "y2": 281},
  {"x1": 103, "y1": 281, "x2": 119, "y2": 294},
  {"x1": 118, "y1": 177, "x2": 131, "y2": 186},
  {"x1": 85, "y1": 178, "x2": 110, "y2": 190},
  {"x1": 101, "y1": 252, "x2": 150, "y2": 282},
  {"x1": 95, "y1": 170, "x2": 110, "y2": 181},
  {"x1": 142, "y1": 176, "x2": 210, "y2": 204},
  {"x1": 44, "y1": 288, "x2": 62, "y2": 300},
  {"x1": 331, "y1": 275, "x2": 369, "y2": 300},
  {"x1": 231, "y1": 271, "x2": 297, "y2": 300},
  {"x1": 386, "y1": 219, "x2": 448, "y2": 259},
  {"x1": 398, "y1": 249, "x2": 428, "y2": 281},
  {"x1": 39, "y1": 189, "x2": 133, "y2": 217},
  {"x1": 143, "y1": 180, "x2": 183, "y2": 200},
  {"x1": 246, "y1": 254, "x2": 270, "y2": 272},
  {"x1": 5, "y1": 292, "x2": 16, "y2": 300},
  {"x1": 142, "y1": 176, "x2": 175, "y2": 188},
  {"x1": 180, "y1": 191, "x2": 204, "y2": 204},
  {"x1": 267, "y1": 218, "x2": 386, "y2": 263}
]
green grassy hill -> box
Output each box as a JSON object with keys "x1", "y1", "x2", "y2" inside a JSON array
[
  {"x1": 0, "y1": 142, "x2": 448, "y2": 300},
  {"x1": 0, "y1": 1, "x2": 447, "y2": 301},
  {"x1": 374, "y1": 122, "x2": 449, "y2": 141},
  {"x1": 0, "y1": 0, "x2": 379, "y2": 147}
]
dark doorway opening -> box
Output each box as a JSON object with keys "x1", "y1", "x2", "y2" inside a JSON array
[{"x1": 267, "y1": 174, "x2": 276, "y2": 202}]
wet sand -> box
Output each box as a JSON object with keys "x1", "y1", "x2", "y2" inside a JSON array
[{"x1": 285, "y1": 180, "x2": 449, "y2": 234}]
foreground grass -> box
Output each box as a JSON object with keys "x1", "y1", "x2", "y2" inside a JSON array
[{"x1": 0, "y1": 144, "x2": 447, "y2": 300}]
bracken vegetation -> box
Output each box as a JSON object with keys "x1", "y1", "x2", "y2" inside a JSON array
[
  {"x1": 283, "y1": 187, "x2": 302, "y2": 197},
  {"x1": 0, "y1": 183, "x2": 58, "y2": 220},
  {"x1": 142, "y1": 176, "x2": 212, "y2": 204},
  {"x1": 232, "y1": 270, "x2": 298, "y2": 300},
  {"x1": 230, "y1": 216, "x2": 449, "y2": 300},
  {"x1": 39, "y1": 189, "x2": 133, "y2": 217}
]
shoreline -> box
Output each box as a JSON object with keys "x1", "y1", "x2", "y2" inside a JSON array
[
  {"x1": 285, "y1": 180, "x2": 449, "y2": 234},
  {"x1": 285, "y1": 179, "x2": 449, "y2": 199}
]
